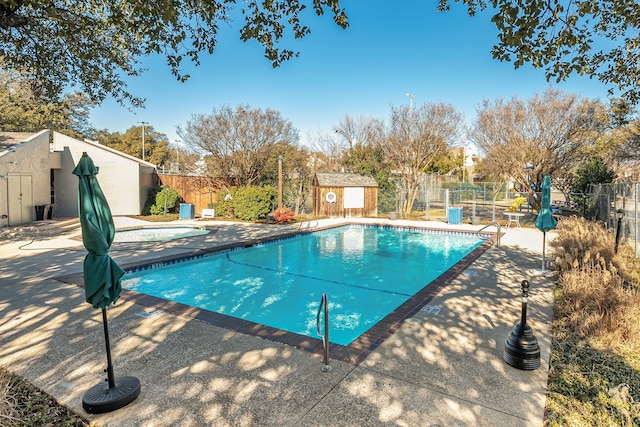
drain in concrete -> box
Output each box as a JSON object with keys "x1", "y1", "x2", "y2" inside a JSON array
[
  {"x1": 421, "y1": 305, "x2": 441, "y2": 315},
  {"x1": 135, "y1": 309, "x2": 163, "y2": 319}
]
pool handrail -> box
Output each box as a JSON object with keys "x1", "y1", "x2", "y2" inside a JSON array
[
  {"x1": 477, "y1": 221, "x2": 501, "y2": 246},
  {"x1": 316, "y1": 292, "x2": 332, "y2": 372},
  {"x1": 298, "y1": 218, "x2": 319, "y2": 230}
]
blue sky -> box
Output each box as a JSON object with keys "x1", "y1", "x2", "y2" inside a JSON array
[{"x1": 89, "y1": 1, "x2": 615, "y2": 149}]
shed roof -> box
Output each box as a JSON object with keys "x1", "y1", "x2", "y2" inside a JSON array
[{"x1": 315, "y1": 173, "x2": 378, "y2": 187}]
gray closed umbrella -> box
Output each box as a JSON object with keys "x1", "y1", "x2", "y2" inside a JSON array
[
  {"x1": 535, "y1": 175, "x2": 558, "y2": 271},
  {"x1": 72, "y1": 152, "x2": 140, "y2": 413}
]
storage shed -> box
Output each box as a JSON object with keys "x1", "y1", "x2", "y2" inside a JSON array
[{"x1": 312, "y1": 173, "x2": 378, "y2": 218}]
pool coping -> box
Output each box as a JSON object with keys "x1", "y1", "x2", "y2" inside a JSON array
[
  {"x1": 56, "y1": 222, "x2": 498, "y2": 366},
  {"x1": 70, "y1": 224, "x2": 218, "y2": 243}
]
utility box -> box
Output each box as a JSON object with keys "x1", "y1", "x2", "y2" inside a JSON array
[
  {"x1": 448, "y1": 207, "x2": 463, "y2": 225},
  {"x1": 179, "y1": 203, "x2": 195, "y2": 219}
]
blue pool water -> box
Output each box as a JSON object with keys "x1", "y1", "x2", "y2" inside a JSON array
[{"x1": 122, "y1": 225, "x2": 483, "y2": 345}]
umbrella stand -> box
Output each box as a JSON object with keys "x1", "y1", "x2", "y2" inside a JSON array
[{"x1": 82, "y1": 308, "x2": 141, "y2": 414}]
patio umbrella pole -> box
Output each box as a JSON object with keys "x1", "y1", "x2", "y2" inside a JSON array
[
  {"x1": 101, "y1": 308, "x2": 116, "y2": 389},
  {"x1": 542, "y1": 232, "x2": 546, "y2": 271}
]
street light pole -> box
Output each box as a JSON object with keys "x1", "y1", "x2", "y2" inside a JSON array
[
  {"x1": 405, "y1": 93, "x2": 414, "y2": 144},
  {"x1": 138, "y1": 121, "x2": 149, "y2": 161}
]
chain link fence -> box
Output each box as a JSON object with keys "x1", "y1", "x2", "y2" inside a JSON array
[
  {"x1": 590, "y1": 183, "x2": 640, "y2": 258},
  {"x1": 382, "y1": 177, "x2": 640, "y2": 258},
  {"x1": 384, "y1": 176, "x2": 531, "y2": 222}
]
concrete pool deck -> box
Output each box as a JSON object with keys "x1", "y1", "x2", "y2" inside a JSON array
[{"x1": 0, "y1": 216, "x2": 555, "y2": 426}]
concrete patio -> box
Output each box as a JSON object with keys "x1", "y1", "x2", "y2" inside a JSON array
[{"x1": 0, "y1": 217, "x2": 555, "y2": 426}]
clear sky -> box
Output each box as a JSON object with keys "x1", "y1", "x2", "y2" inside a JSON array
[{"x1": 89, "y1": 1, "x2": 615, "y2": 149}]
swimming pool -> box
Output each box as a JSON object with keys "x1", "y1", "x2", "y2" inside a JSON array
[
  {"x1": 120, "y1": 224, "x2": 493, "y2": 361},
  {"x1": 114, "y1": 226, "x2": 210, "y2": 242}
]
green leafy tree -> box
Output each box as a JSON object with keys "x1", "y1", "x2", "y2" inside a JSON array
[
  {"x1": 573, "y1": 156, "x2": 616, "y2": 194},
  {"x1": 0, "y1": 1, "x2": 348, "y2": 106},
  {"x1": 438, "y1": 0, "x2": 640, "y2": 104},
  {"x1": 571, "y1": 155, "x2": 616, "y2": 218},
  {"x1": 0, "y1": 68, "x2": 95, "y2": 138},
  {"x1": 93, "y1": 126, "x2": 170, "y2": 165}
]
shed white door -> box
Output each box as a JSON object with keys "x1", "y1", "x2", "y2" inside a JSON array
[{"x1": 7, "y1": 174, "x2": 33, "y2": 226}]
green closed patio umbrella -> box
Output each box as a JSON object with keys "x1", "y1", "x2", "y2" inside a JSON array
[
  {"x1": 535, "y1": 175, "x2": 557, "y2": 271},
  {"x1": 72, "y1": 152, "x2": 140, "y2": 413}
]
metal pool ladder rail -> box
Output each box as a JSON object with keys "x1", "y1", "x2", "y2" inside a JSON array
[
  {"x1": 316, "y1": 292, "x2": 332, "y2": 372},
  {"x1": 477, "y1": 221, "x2": 501, "y2": 246},
  {"x1": 298, "y1": 218, "x2": 319, "y2": 230}
]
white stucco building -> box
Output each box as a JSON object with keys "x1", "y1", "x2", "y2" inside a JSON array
[{"x1": 0, "y1": 130, "x2": 157, "y2": 227}]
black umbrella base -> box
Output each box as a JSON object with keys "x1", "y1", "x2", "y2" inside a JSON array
[
  {"x1": 82, "y1": 376, "x2": 141, "y2": 414},
  {"x1": 503, "y1": 322, "x2": 540, "y2": 370}
]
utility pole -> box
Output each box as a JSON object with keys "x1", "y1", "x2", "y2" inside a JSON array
[
  {"x1": 175, "y1": 139, "x2": 180, "y2": 173},
  {"x1": 277, "y1": 155, "x2": 283, "y2": 210}
]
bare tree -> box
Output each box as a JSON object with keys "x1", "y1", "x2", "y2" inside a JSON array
[
  {"x1": 334, "y1": 114, "x2": 384, "y2": 149},
  {"x1": 177, "y1": 104, "x2": 298, "y2": 189},
  {"x1": 381, "y1": 102, "x2": 463, "y2": 214},
  {"x1": 471, "y1": 88, "x2": 605, "y2": 211},
  {"x1": 305, "y1": 129, "x2": 347, "y2": 173}
]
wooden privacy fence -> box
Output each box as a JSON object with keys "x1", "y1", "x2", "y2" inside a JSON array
[{"x1": 156, "y1": 174, "x2": 219, "y2": 216}]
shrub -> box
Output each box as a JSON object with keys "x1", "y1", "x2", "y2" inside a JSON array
[
  {"x1": 214, "y1": 190, "x2": 235, "y2": 218},
  {"x1": 142, "y1": 187, "x2": 160, "y2": 215},
  {"x1": 551, "y1": 217, "x2": 640, "y2": 345},
  {"x1": 228, "y1": 186, "x2": 276, "y2": 221},
  {"x1": 550, "y1": 216, "x2": 616, "y2": 272},
  {"x1": 149, "y1": 186, "x2": 180, "y2": 215},
  {"x1": 274, "y1": 207, "x2": 295, "y2": 223},
  {"x1": 546, "y1": 216, "x2": 640, "y2": 425}
]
